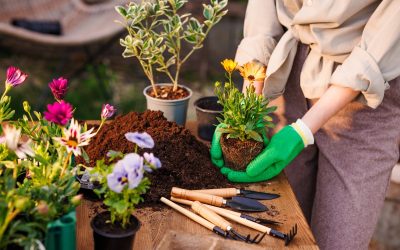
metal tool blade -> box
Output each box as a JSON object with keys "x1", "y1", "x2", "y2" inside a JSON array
[
  {"x1": 240, "y1": 189, "x2": 280, "y2": 200},
  {"x1": 226, "y1": 196, "x2": 267, "y2": 212}
]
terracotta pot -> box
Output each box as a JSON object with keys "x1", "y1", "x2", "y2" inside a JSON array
[
  {"x1": 220, "y1": 135, "x2": 264, "y2": 171},
  {"x1": 143, "y1": 83, "x2": 193, "y2": 126},
  {"x1": 91, "y1": 212, "x2": 140, "y2": 250},
  {"x1": 194, "y1": 96, "x2": 223, "y2": 141}
]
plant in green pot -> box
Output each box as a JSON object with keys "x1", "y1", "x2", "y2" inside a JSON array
[
  {"x1": 214, "y1": 60, "x2": 276, "y2": 170},
  {"x1": 89, "y1": 132, "x2": 161, "y2": 250},
  {"x1": 0, "y1": 67, "x2": 107, "y2": 249},
  {"x1": 116, "y1": 0, "x2": 228, "y2": 125}
]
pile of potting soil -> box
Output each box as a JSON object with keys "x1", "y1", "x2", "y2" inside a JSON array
[{"x1": 79, "y1": 110, "x2": 234, "y2": 206}]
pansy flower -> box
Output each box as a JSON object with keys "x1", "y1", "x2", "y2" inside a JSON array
[
  {"x1": 143, "y1": 152, "x2": 161, "y2": 172},
  {"x1": 125, "y1": 132, "x2": 154, "y2": 149}
]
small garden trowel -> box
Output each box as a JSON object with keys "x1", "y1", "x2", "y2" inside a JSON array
[
  {"x1": 193, "y1": 188, "x2": 280, "y2": 200},
  {"x1": 171, "y1": 187, "x2": 267, "y2": 212}
]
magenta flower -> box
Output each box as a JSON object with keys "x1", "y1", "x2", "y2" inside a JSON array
[
  {"x1": 5, "y1": 66, "x2": 28, "y2": 87},
  {"x1": 49, "y1": 77, "x2": 68, "y2": 101},
  {"x1": 101, "y1": 104, "x2": 116, "y2": 119},
  {"x1": 44, "y1": 101, "x2": 73, "y2": 126}
]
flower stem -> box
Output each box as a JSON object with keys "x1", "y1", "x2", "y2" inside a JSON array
[
  {"x1": 60, "y1": 151, "x2": 73, "y2": 178},
  {"x1": 0, "y1": 209, "x2": 20, "y2": 242},
  {"x1": 1, "y1": 84, "x2": 11, "y2": 102}
]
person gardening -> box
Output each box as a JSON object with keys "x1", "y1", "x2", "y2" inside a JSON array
[{"x1": 210, "y1": 1, "x2": 400, "y2": 249}]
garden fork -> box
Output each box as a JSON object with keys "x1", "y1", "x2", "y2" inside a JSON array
[{"x1": 191, "y1": 201, "x2": 263, "y2": 244}]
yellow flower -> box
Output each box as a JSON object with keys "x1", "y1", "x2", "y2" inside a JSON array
[
  {"x1": 221, "y1": 59, "x2": 238, "y2": 74},
  {"x1": 239, "y1": 61, "x2": 267, "y2": 83}
]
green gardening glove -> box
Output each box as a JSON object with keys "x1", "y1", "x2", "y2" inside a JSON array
[
  {"x1": 225, "y1": 125, "x2": 305, "y2": 182},
  {"x1": 210, "y1": 124, "x2": 269, "y2": 175}
]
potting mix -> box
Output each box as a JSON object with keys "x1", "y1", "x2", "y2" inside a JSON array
[{"x1": 79, "y1": 110, "x2": 236, "y2": 205}]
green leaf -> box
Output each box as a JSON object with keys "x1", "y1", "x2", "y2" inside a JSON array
[{"x1": 115, "y1": 6, "x2": 127, "y2": 17}]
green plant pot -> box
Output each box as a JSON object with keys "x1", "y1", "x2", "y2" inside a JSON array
[
  {"x1": 45, "y1": 210, "x2": 76, "y2": 250},
  {"x1": 143, "y1": 83, "x2": 193, "y2": 126}
]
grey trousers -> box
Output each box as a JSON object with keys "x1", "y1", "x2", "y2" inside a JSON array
[{"x1": 272, "y1": 44, "x2": 400, "y2": 250}]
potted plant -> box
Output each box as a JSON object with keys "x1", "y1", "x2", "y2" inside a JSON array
[
  {"x1": 116, "y1": 0, "x2": 228, "y2": 125},
  {"x1": 89, "y1": 131, "x2": 161, "y2": 250},
  {"x1": 214, "y1": 60, "x2": 276, "y2": 170},
  {"x1": 0, "y1": 67, "x2": 110, "y2": 249}
]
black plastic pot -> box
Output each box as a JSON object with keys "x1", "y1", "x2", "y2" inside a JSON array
[
  {"x1": 91, "y1": 212, "x2": 140, "y2": 250},
  {"x1": 194, "y1": 96, "x2": 223, "y2": 141}
]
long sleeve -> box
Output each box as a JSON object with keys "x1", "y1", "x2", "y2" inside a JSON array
[
  {"x1": 330, "y1": 0, "x2": 400, "y2": 108},
  {"x1": 235, "y1": 0, "x2": 284, "y2": 66}
]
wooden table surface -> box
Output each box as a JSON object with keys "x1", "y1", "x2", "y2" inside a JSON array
[{"x1": 76, "y1": 122, "x2": 318, "y2": 249}]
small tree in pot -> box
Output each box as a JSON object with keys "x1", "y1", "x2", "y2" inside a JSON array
[
  {"x1": 116, "y1": 0, "x2": 228, "y2": 125},
  {"x1": 215, "y1": 60, "x2": 276, "y2": 170},
  {"x1": 89, "y1": 132, "x2": 161, "y2": 250}
]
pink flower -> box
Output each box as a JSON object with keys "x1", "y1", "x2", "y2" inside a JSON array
[
  {"x1": 5, "y1": 66, "x2": 28, "y2": 87},
  {"x1": 49, "y1": 77, "x2": 68, "y2": 101},
  {"x1": 101, "y1": 104, "x2": 116, "y2": 119},
  {"x1": 44, "y1": 101, "x2": 73, "y2": 126}
]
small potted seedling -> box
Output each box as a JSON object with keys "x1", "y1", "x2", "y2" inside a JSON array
[
  {"x1": 89, "y1": 132, "x2": 161, "y2": 250},
  {"x1": 116, "y1": 0, "x2": 228, "y2": 125},
  {"x1": 215, "y1": 60, "x2": 276, "y2": 170}
]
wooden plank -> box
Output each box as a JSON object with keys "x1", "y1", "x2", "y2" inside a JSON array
[{"x1": 76, "y1": 121, "x2": 318, "y2": 249}]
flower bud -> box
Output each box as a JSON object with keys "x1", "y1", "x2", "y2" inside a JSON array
[
  {"x1": 23, "y1": 101, "x2": 31, "y2": 113},
  {"x1": 71, "y1": 194, "x2": 82, "y2": 206},
  {"x1": 14, "y1": 196, "x2": 30, "y2": 211},
  {"x1": 36, "y1": 201, "x2": 49, "y2": 215}
]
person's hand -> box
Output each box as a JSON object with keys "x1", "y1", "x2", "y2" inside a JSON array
[
  {"x1": 210, "y1": 124, "x2": 269, "y2": 173},
  {"x1": 217, "y1": 119, "x2": 314, "y2": 183}
]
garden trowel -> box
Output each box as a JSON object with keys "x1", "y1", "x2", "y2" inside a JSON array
[
  {"x1": 171, "y1": 187, "x2": 267, "y2": 212},
  {"x1": 193, "y1": 188, "x2": 280, "y2": 200}
]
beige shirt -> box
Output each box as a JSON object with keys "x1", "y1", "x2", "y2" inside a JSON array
[{"x1": 235, "y1": 0, "x2": 400, "y2": 108}]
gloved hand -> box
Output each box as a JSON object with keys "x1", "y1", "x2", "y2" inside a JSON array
[
  {"x1": 212, "y1": 120, "x2": 314, "y2": 183},
  {"x1": 210, "y1": 123, "x2": 269, "y2": 172}
]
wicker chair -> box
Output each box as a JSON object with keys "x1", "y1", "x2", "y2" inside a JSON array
[{"x1": 0, "y1": 0, "x2": 130, "y2": 46}]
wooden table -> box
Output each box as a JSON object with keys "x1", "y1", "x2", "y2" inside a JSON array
[{"x1": 76, "y1": 122, "x2": 318, "y2": 249}]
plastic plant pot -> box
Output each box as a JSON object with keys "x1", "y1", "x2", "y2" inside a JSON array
[
  {"x1": 194, "y1": 96, "x2": 223, "y2": 141},
  {"x1": 143, "y1": 84, "x2": 193, "y2": 126},
  {"x1": 91, "y1": 212, "x2": 141, "y2": 250},
  {"x1": 45, "y1": 210, "x2": 76, "y2": 250}
]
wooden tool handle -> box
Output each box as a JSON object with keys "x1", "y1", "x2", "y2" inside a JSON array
[
  {"x1": 160, "y1": 197, "x2": 215, "y2": 231},
  {"x1": 171, "y1": 187, "x2": 224, "y2": 207},
  {"x1": 203, "y1": 204, "x2": 271, "y2": 234},
  {"x1": 192, "y1": 201, "x2": 231, "y2": 230},
  {"x1": 193, "y1": 188, "x2": 238, "y2": 198},
  {"x1": 171, "y1": 197, "x2": 242, "y2": 217}
]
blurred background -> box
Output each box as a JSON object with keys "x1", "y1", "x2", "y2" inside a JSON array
[{"x1": 0, "y1": 0, "x2": 398, "y2": 249}]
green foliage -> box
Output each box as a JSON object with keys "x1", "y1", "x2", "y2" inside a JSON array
[
  {"x1": 90, "y1": 158, "x2": 151, "y2": 228},
  {"x1": 116, "y1": 0, "x2": 228, "y2": 93},
  {"x1": 215, "y1": 81, "x2": 276, "y2": 142}
]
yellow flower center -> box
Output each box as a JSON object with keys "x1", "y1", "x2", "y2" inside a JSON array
[
  {"x1": 121, "y1": 176, "x2": 128, "y2": 184},
  {"x1": 66, "y1": 139, "x2": 78, "y2": 148}
]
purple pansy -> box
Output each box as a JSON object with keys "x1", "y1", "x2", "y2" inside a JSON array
[
  {"x1": 44, "y1": 101, "x2": 73, "y2": 126},
  {"x1": 101, "y1": 104, "x2": 116, "y2": 119},
  {"x1": 49, "y1": 77, "x2": 68, "y2": 101},
  {"x1": 6, "y1": 66, "x2": 28, "y2": 87},
  {"x1": 107, "y1": 153, "x2": 144, "y2": 193},
  {"x1": 143, "y1": 152, "x2": 161, "y2": 172},
  {"x1": 125, "y1": 132, "x2": 154, "y2": 149}
]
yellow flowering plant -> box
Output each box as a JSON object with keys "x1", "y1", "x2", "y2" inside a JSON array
[
  {"x1": 215, "y1": 59, "x2": 276, "y2": 142},
  {"x1": 238, "y1": 60, "x2": 267, "y2": 83}
]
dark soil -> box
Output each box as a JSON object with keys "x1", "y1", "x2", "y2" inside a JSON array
[
  {"x1": 147, "y1": 85, "x2": 190, "y2": 100},
  {"x1": 92, "y1": 212, "x2": 139, "y2": 235},
  {"x1": 77, "y1": 110, "x2": 234, "y2": 206},
  {"x1": 220, "y1": 135, "x2": 264, "y2": 171}
]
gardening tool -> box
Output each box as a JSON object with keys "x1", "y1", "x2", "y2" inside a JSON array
[
  {"x1": 171, "y1": 197, "x2": 281, "y2": 226},
  {"x1": 193, "y1": 188, "x2": 280, "y2": 200},
  {"x1": 171, "y1": 197, "x2": 297, "y2": 246},
  {"x1": 191, "y1": 201, "x2": 264, "y2": 244},
  {"x1": 160, "y1": 197, "x2": 234, "y2": 240},
  {"x1": 171, "y1": 187, "x2": 267, "y2": 212}
]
